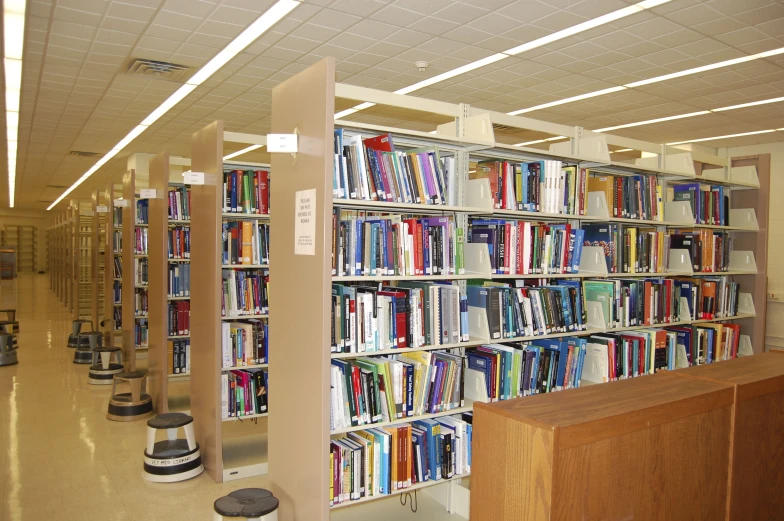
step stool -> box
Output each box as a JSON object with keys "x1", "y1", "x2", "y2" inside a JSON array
[
  {"x1": 88, "y1": 346, "x2": 123, "y2": 385},
  {"x1": 0, "y1": 309, "x2": 18, "y2": 333},
  {"x1": 0, "y1": 333, "x2": 17, "y2": 366},
  {"x1": 68, "y1": 319, "x2": 93, "y2": 348},
  {"x1": 73, "y1": 330, "x2": 101, "y2": 365},
  {"x1": 142, "y1": 413, "x2": 204, "y2": 483},
  {"x1": 213, "y1": 489, "x2": 279, "y2": 521},
  {"x1": 0, "y1": 321, "x2": 19, "y2": 349},
  {"x1": 106, "y1": 371, "x2": 153, "y2": 422}
]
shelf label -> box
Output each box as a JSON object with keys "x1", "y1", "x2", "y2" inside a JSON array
[
  {"x1": 294, "y1": 188, "x2": 316, "y2": 256},
  {"x1": 184, "y1": 171, "x2": 205, "y2": 185},
  {"x1": 139, "y1": 188, "x2": 157, "y2": 199},
  {"x1": 96, "y1": 205, "x2": 109, "y2": 213},
  {"x1": 114, "y1": 198, "x2": 129, "y2": 208},
  {"x1": 268, "y1": 133, "x2": 298, "y2": 153}
]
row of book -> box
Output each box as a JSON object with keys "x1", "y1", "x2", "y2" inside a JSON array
[
  {"x1": 333, "y1": 131, "x2": 458, "y2": 207},
  {"x1": 135, "y1": 288, "x2": 148, "y2": 317},
  {"x1": 113, "y1": 281, "x2": 121, "y2": 304},
  {"x1": 672, "y1": 182, "x2": 728, "y2": 226},
  {"x1": 168, "y1": 263, "x2": 190, "y2": 298},
  {"x1": 135, "y1": 258, "x2": 148, "y2": 285},
  {"x1": 221, "y1": 319, "x2": 268, "y2": 368},
  {"x1": 586, "y1": 276, "x2": 740, "y2": 329},
  {"x1": 584, "y1": 323, "x2": 741, "y2": 383},
  {"x1": 223, "y1": 169, "x2": 270, "y2": 215},
  {"x1": 113, "y1": 208, "x2": 122, "y2": 226},
  {"x1": 588, "y1": 173, "x2": 664, "y2": 221},
  {"x1": 135, "y1": 227, "x2": 148, "y2": 255},
  {"x1": 330, "y1": 350, "x2": 465, "y2": 431},
  {"x1": 222, "y1": 220, "x2": 270, "y2": 266},
  {"x1": 330, "y1": 413, "x2": 471, "y2": 505},
  {"x1": 671, "y1": 230, "x2": 732, "y2": 273},
  {"x1": 136, "y1": 200, "x2": 149, "y2": 225},
  {"x1": 135, "y1": 319, "x2": 148, "y2": 348},
  {"x1": 167, "y1": 338, "x2": 190, "y2": 375},
  {"x1": 469, "y1": 220, "x2": 584, "y2": 275},
  {"x1": 113, "y1": 231, "x2": 122, "y2": 253},
  {"x1": 168, "y1": 301, "x2": 190, "y2": 337},
  {"x1": 113, "y1": 257, "x2": 122, "y2": 278},
  {"x1": 114, "y1": 308, "x2": 122, "y2": 330},
  {"x1": 168, "y1": 226, "x2": 190, "y2": 259},
  {"x1": 468, "y1": 281, "x2": 587, "y2": 340},
  {"x1": 332, "y1": 211, "x2": 465, "y2": 278},
  {"x1": 471, "y1": 160, "x2": 589, "y2": 215},
  {"x1": 221, "y1": 269, "x2": 269, "y2": 316},
  {"x1": 331, "y1": 282, "x2": 469, "y2": 354},
  {"x1": 168, "y1": 185, "x2": 191, "y2": 222},
  {"x1": 221, "y1": 369, "x2": 268, "y2": 418}
]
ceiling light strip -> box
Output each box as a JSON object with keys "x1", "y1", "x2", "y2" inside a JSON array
[
  {"x1": 335, "y1": 0, "x2": 670, "y2": 119},
  {"x1": 47, "y1": 0, "x2": 301, "y2": 210},
  {"x1": 4, "y1": 0, "x2": 26, "y2": 208},
  {"x1": 224, "y1": 144, "x2": 264, "y2": 161},
  {"x1": 666, "y1": 129, "x2": 779, "y2": 146},
  {"x1": 513, "y1": 136, "x2": 567, "y2": 146},
  {"x1": 594, "y1": 111, "x2": 711, "y2": 132}
]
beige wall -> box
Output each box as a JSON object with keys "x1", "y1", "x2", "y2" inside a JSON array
[
  {"x1": 719, "y1": 141, "x2": 784, "y2": 351},
  {"x1": 0, "y1": 209, "x2": 49, "y2": 272}
]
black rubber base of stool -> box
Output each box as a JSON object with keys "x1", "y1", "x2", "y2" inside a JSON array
[
  {"x1": 214, "y1": 488, "x2": 279, "y2": 518},
  {"x1": 0, "y1": 359, "x2": 18, "y2": 367},
  {"x1": 143, "y1": 440, "x2": 203, "y2": 483},
  {"x1": 88, "y1": 364, "x2": 124, "y2": 385},
  {"x1": 73, "y1": 350, "x2": 93, "y2": 364},
  {"x1": 67, "y1": 335, "x2": 93, "y2": 348},
  {"x1": 107, "y1": 393, "x2": 153, "y2": 422}
]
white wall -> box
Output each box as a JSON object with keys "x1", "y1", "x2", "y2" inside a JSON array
[{"x1": 720, "y1": 141, "x2": 784, "y2": 351}]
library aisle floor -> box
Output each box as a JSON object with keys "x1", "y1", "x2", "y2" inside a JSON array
[{"x1": 0, "y1": 274, "x2": 461, "y2": 521}]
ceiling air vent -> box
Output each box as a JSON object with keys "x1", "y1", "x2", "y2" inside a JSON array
[
  {"x1": 125, "y1": 58, "x2": 191, "y2": 82},
  {"x1": 69, "y1": 150, "x2": 100, "y2": 158}
]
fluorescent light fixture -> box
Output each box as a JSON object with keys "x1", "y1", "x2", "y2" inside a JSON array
[
  {"x1": 594, "y1": 111, "x2": 710, "y2": 132},
  {"x1": 3, "y1": 0, "x2": 24, "y2": 208},
  {"x1": 335, "y1": 0, "x2": 669, "y2": 119},
  {"x1": 508, "y1": 87, "x2": 627, "y2": 116},
  {"x1": 514, "y1": 136, "x2": 567, "y2": 146},
  {"x1": 666, "y1": 129, "x2": 778, "y2": 146},
  {"x1": 224, "y1": 144, "x2": 264, "y2": 161},
  {"x1": 713, "y1": 96, "x2": 784, "y2": 112},
  {"x1": 48, "y1": 0, "x2": 300, "y2": 210},
  {"x1": 335, "y1": 102, "x2": 377, "y2": 121},
  {"x1": 610, "y1": 148, "x2": 634, "y2": 153}
]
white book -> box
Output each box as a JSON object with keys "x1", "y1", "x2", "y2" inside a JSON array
[
  {"x1": 221, "y1": 374, "x2": 229, "y2": 418},
  {"x1": 221, "y1": 322, "x2": 232, "y2": 368}
]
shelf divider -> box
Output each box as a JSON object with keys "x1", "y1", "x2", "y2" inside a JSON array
[{"x1": 148, "y1": 152, "x2": 169, "y2": 413}]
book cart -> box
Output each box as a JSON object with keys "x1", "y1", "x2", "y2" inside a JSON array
[
  {"x1": 190, "y1": 126, "x2": 271, "y2": 482},
  {"x1": 264, "y1": 59, "x2": 766, "y2": 521}
]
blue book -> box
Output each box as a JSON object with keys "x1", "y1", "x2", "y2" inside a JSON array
[
  {"x1": 520, "y1": 162, "x2": 529, "y2": 211},
  {"x1": 466, "y1": 353, "x2": 492, "y2": 401},
  {"x1": 571, "y1": 229, "x2": 585, "y2": 272},
  {"x1": 582, "y1": 223, "x2": 615, "y2": 271}
]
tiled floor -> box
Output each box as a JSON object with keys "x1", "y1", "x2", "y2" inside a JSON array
[{"x1": 0, "y1": 274, "x2": 466, "y2": 521}]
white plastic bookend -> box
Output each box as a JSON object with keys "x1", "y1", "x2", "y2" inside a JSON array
[
  {"x1": 728, "y1": 251, "x2": 757, "y2": 274},
  {"x1": 664, "y1": 200, "x2": 695, "y2": 225},
  {"x1": 467, "y1": 306, "x2": 491, "y2": 343},
  {"x1": 549, "y1": 135, "x2": 610, "y2": 164},
  {"x1": 113, "y1": 198, "x2": 129, "y2": 208},
  {"x1": 586, "y1": 191, "x2": 610, "y2": 220},
  {"x1": 464, "y1": 368, "x2": 490, "y2": 405},
  {"x1": 465, "y1": 178, "x2": 494, "y2": 212},
  {"x1": 677, "y1": 296, "x2": 691, "y2": 323},
  {"x1": 636, "y1": 152, "x2": 696, "y2": 176},
  {"x1": 585, "y1": 300, "x2": 608, "y2": 331},
  {"x1": 579, "y1": 246, "x2": 610, "y2": 276},
  {"x1": 738, "y1": 335, "x2": 754, "y2": 357},
  {"x1": 437, "y1": 112, "x2": 495, "y2": 147},
  {"x1": 667, "y1": 249, "x2": 694, "y2": 275},
  {"x1": 730, "y1": 165, "x2": 760, "y2": 187},
  {"x1": 729, "y1": 209, "x2": 759, "y2": 231},
  {"x1": 697, "y1": 167, "x2": 726, "y2": 183},
  {"x1": 464, "y1": 242, "x2": 492, "y2": 277},
  {"x1": 738, "y1": 293, "x2": 755, "y2": 315}
]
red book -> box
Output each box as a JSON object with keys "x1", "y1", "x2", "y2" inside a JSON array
[
  {"x1": 350, "y1": 365, "x2": 363, "y2": 424},
  {"x1": 615, "y1": 177, "x2": 623, "y2": 218},
  {"x1": 503, "y1": 221, "x2": 511, "y2": 274},
  {"x1": 414, "y1": 221, "x2": 423, "y2": 275},
  {"x1": 260, "y1": 170, "x2": 269, "y2": 214}
]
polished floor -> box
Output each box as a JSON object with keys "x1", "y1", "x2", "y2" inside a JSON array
[{"x1": 0, "y1": 274, "x2": 465, "y2": 521}]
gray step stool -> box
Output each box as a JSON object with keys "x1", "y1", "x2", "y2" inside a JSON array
[
  {"x1": 68, "y1": 319, "x2": 93, "y2": 348},
  {"x1": 88, "y1": 347, "x2": 123, "y2": 384},
  {"x1": 0, "y1": 310, "x2": 18, "y2": 333},
  {"x1": 73, "y1": 330, "x2": 101, "y2": 365},
  {"x1": 0, "y1": 321, "x2": 19, "y2": 349},
  {"x1": 214, "y1": 489, "x2": 279, "y2": 521},
  {"x1": 143, "y1": 413, "x2": 203, "y2": 483},
  {"x1": 107, "y1": 371, "x2": 153, "y2": 422},
  {"x1": 0, "y1": 333, "x2": 17, "y2": 366}
]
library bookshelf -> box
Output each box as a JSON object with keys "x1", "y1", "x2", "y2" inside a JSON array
[
  {"x1": 264, "y1": 59, "x2": 767, "y2": 521},
  {"x1": 103, "y1": 184, "x2": 118, "y2": 348},
  {"x1": 191, "y1": 123, "x2": 271, "y2": 482},
  {"x1": 121, "y1": 170, "x2": 141, "y2": 371}
]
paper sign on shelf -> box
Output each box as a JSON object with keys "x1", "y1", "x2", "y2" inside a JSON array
[
  {"x1": 184, "y1": 171, "x2": 205, "y2": 185},
  {"x1": 267, "y1": 133, "x2": 298, "y2": 153},
  {"x1": 139, "y1": 188, "x2": 157, "y2": 199},
  {"x1": 114, "y1": 198, "x2": 129, "y2": 208},
  {"x1": 96, "y1": 205, "x2": 109, "y2": 213},
  {"x1": 294, "y1": 188, "x2": 316, "y2": 256}
]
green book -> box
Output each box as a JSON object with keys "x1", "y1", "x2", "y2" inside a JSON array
[
  {"x1": 456, "y1": 227, "x2": 465, "y2": 274},
  {"x1": 584, "y1": 280, "x2": 615, "y2": 328}
]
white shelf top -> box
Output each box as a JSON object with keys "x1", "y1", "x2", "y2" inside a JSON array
[{"x1": 331, "y1": 406, "x2": 472, "y2": 435}]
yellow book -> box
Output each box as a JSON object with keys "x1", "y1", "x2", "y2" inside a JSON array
[
  {"x1": 656, "y1": 184, "x2": 664, "y2": 221},
  {"x1": 628, "y1": 227, "x2": 637, "y2": 273},
  {"x1": 329, "y1": 452, "x2": 334, "y2": 505}
]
